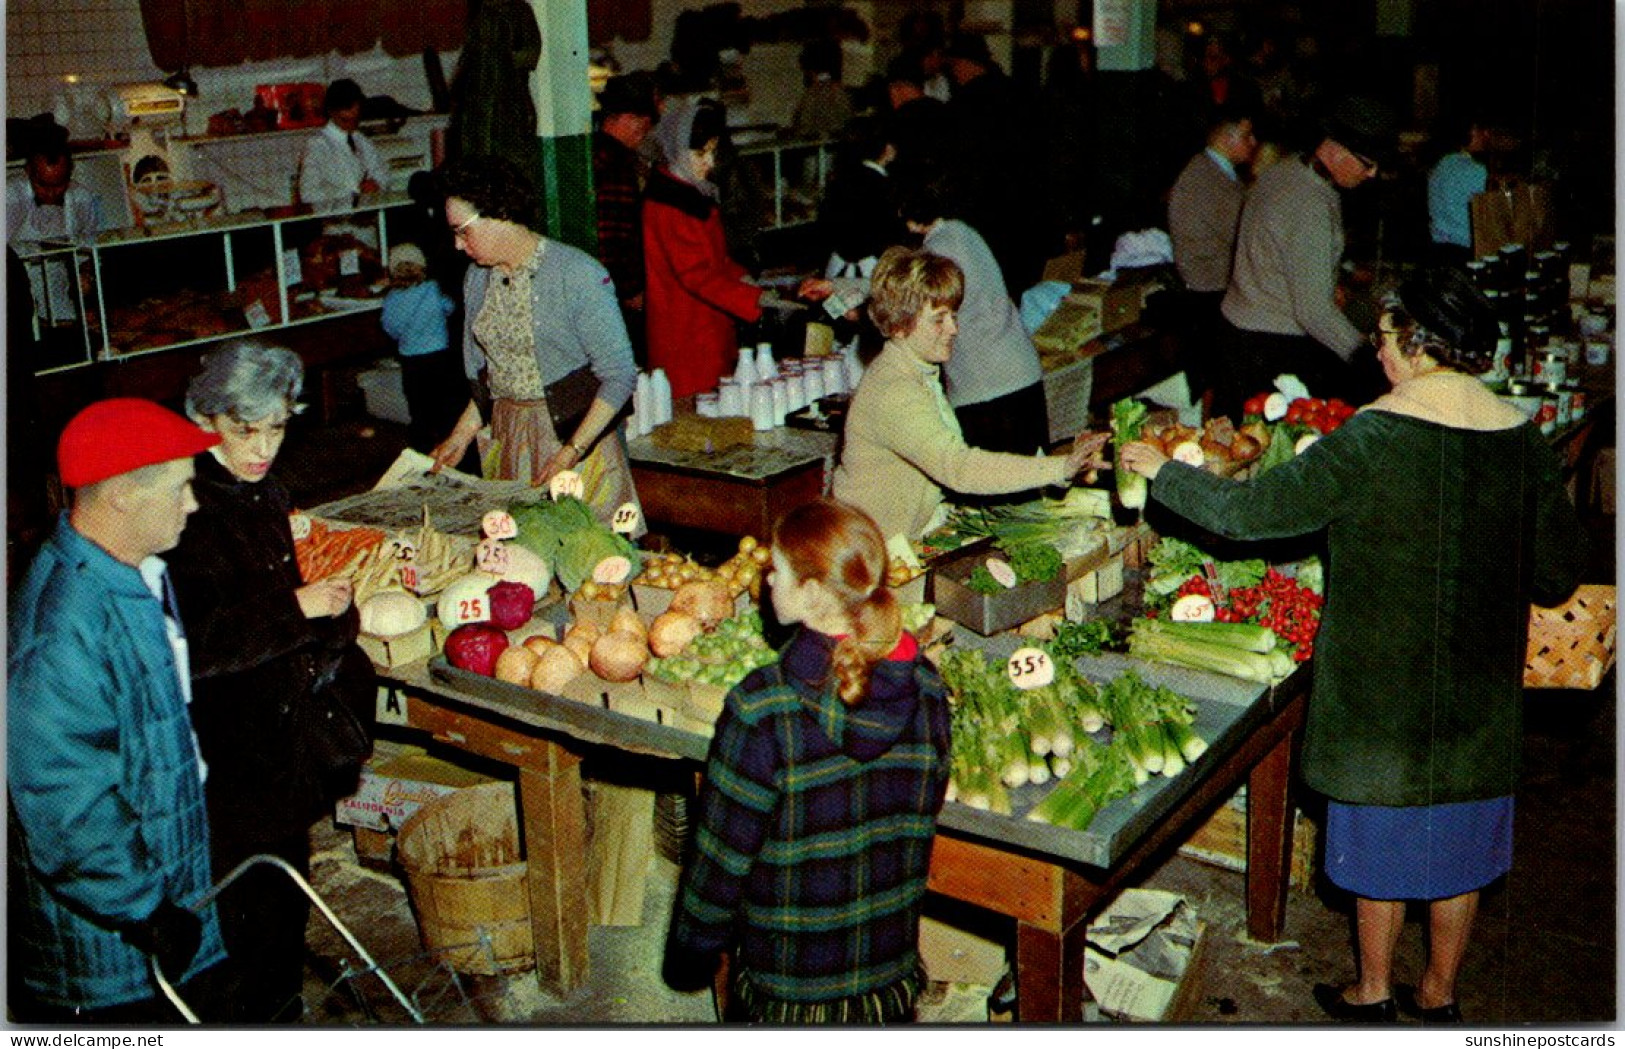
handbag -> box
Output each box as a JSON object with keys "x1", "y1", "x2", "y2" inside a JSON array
[
  {"x1": 293, "y1": 641, "x2": 377, "y2": 800},
  {"x1": 1524, "y1": 584, "x2": 1617, "y2": 689},
  {"x1": 543, "y1": 364, "x2": 602, "y2": 441}
]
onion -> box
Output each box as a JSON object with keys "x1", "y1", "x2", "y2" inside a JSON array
[
  {"x1": 609, "y1": 605, "x2": 647, "y2": 640},
  {"x1": 669, "y1": 580, "x2": 733, "y2": 631},
  {"x1": 494, "y1": 645, "x2": 539, "y2": 685},
  {"x1": 562, "y1": 623, "x2": 598, "y2": 665},
  {"x1": 531, "y1": 644, "x2": 584, "y2": 694},
  {"x1": 523, "y1": 633, "x2": 562, "y2": 656},
  {"x1": 590, "y1": 630, "x2": 649, "y2": 682},
  {"x1": 648, "y1": 610, "x2": 704, "y2": 657}
]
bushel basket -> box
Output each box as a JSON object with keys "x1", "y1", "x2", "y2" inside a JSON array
[{"x1": 1524, "y1": 584, "x2": 1616, "y2": 690}]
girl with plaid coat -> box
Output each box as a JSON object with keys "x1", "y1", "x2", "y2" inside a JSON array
[{"x1": 665, "y1": 499, "x2": 951, "y2": 1023}]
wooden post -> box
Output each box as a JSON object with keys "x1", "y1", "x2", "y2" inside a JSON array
[{"x1": 517, "y1": 741, "x2": 590, "y2": 995}]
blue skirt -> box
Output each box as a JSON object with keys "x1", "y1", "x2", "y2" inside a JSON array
[{"x1": 1323, "y1": 796, "x2": 1514, "y2": 900}]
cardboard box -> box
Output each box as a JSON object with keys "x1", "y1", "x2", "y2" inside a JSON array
[
  {"x1": 919, "y1": 917, "x2": 1007, "y2": 986},
  {"x1": 1083, "y1": 890, "x2": 1207, "y2": 1023},
  {"x1": 1042, "y1": 357, "x2": 1095, "y2": 444},
  {"x1": 356, "y1": 621, "x2": 434, "y2": 668},
  {"x1": 1033, "y1": 301, "x2": 1103, "y2": 364},
  {"x1": 1178, "y1": 789, "x2": 1318, "y2": 890},
  {"x1": 1042, "y1": 249, "x2": 1089, "y2": 284},
  {"x1": 1070, "y1": 279, "x2": 1142, "y2": 335},
  {"x1": 335, "y1": 745, "x2": 496, "y2": 833}
]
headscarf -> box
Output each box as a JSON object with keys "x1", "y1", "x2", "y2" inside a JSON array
[{"x1": 653, "y1": 96, "x2": 720, "y2": 200}]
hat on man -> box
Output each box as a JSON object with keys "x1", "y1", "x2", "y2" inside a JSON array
[
  {"x1": 58, "y1": 398, "x2": 221, "y2": 488},
  {"x1": 1322, "y1": 95, "x2": 1397, "y2": 169},
  {"x1": 598, "y1": 74, "x2": 658, "y2": 120}
]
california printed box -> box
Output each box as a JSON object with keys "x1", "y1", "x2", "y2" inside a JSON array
[
  {"x1": 335, "y1": 746, "x2": 495, "y2": 833},
  {"x1": 931, "y1": 553, "x2": 1068, "y2": 637}
]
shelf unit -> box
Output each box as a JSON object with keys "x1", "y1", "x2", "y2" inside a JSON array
[{"x1": 25, "y1": 196, "x2": 411, "y2": 376}]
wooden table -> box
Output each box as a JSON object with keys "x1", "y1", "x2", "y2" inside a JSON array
[
  {"x1": 375, "y1": 649, "x2": 1306, "y2": 1018},
  {"x1": 627, "y1": 427, "x2": 837, "y2": 539}
]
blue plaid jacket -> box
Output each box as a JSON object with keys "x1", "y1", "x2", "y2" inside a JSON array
[
  {"x1": 669, "y1": 627, "x2": 951, "y2": 1013},
  {"x1": 8, "y1": 516, "x2": 226, "y2": 1008}
]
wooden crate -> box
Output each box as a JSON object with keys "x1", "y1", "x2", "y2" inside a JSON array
[{"x1": 1178, "y1": 797, "x2": 1318, "y2": 891}]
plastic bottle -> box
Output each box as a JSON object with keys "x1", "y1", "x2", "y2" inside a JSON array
[
  {"x1": 750, "y1": 381, "x2": 776, "y2": 431},
  {"x1": 649, "y1": 368, "x2": 673, "y2": 425}
]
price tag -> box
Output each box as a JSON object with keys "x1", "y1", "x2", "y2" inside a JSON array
[
  {"x1": 593, "y1": 555, "x2": 633, "y2": 586},
  {"x1": 986, "y1": 558, "x2": 1018, "y2": 589},
  {"x1": 449, "y1": 595, "x2": 487, "y2": 625},
  {"x1": 476, "y1": 538, "x2": 512, "y2": 576},
  {"x1": 1006, "y1": 647, "x2": 1055, "y2": 690},
  {"x1": 549, "y1": 469, "x2": 584, "y2": 502},
  {"x1": 389, "y1": 538, "x2": 417, "y2": 562},
  {"x1": 339, "y1": 248, "x2": 361, "y2": 277},
  {"x1": 481, "y1": 510, "x2": 518, "y2": 540},
  {"x1": 399, "y1": 563, "x2": 420, "y2": 591},
  {"x1": 288, "y1": 513, "x2": 312, "y2": 541},
  {"x1": 244, "y1": 300, "x2": 272, "y2": 329},
  {"x1": 281, "y1": 249, "x2": 303, "y2": 287},
  {"x1": 611, "y1": 502, "x2": 642, "y2": 535}
]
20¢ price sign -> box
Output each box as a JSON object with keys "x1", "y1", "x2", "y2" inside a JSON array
[{"x1": 1006, "y1": 646, "x2": 1055, "y2": 690}]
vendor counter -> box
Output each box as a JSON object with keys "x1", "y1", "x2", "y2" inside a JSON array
[{"x1": 368, "y1": 617, "x2": 1306, "y2": 1021}]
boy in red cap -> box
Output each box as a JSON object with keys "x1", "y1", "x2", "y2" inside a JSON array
[{"x1": 8, "y1": 398, "x2": 231, "y2": 1022}]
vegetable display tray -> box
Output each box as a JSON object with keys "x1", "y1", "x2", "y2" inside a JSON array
[
  {"x1": 933, "y1": 629, "x2": 1274, "y2": 869},
  {"x1": 427, "y1": 658, "x2": 712, "y2": 762}
]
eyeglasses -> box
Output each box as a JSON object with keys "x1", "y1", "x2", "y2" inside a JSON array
[{"x1": 449, "y1": 212, "x2": 483, "y2": 239}]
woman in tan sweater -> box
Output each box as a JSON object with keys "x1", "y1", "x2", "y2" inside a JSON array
[{"x1": 831, "y1": 248, "x2": 1107, "y2": 546}]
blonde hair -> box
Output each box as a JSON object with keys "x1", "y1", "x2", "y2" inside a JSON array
[
  {"x1": 772, "y1": 499, "x2": 903, "y2": 707},
  {"x1": 866, "y1": 246, "x2": 965, "y2": 340}
]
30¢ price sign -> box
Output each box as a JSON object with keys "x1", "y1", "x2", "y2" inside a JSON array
[
  {"x1": 549, "y1": 469, "x2": 585, "y2": 502},
  {"x1": 1006, "y1": 646, "x2": 1055, "y2": 690}
]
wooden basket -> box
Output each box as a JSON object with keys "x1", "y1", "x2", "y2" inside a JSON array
[
  {"x1": 1524, "y1": 584, "x2": 1617, "y2": 690},
  {"x1": 396, "y1": 782, "x2": 534, "y2": 975}
]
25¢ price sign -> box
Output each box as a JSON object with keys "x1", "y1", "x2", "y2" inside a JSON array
[{"x1": 1006, "y1": 646, "x2": 1055, "y2": 690}]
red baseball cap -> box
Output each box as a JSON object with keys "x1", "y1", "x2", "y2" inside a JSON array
[{"x1": 57, "y1": 398, "x2": 222, "y2": 488}]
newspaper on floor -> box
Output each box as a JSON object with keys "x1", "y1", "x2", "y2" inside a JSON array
[{"x1": 1084, "y1": 887, "x2": 1202, "y2": 1022}]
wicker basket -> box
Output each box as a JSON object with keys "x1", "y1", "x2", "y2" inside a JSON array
[
  {"x1": 1524, "y1": 584, "x2": 1617, "y2": 690},
  {"x1": 396, "y1": 782, "x2": 534, "y2": 975}
]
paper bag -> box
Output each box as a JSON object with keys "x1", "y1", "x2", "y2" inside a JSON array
[{"x1": 1470, "y1": 180, "x2": 1556, "y2": 259}]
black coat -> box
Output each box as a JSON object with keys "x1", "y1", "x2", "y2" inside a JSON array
[{"x1": 169, "y1": 453, "x2": 375, "y2": 853}]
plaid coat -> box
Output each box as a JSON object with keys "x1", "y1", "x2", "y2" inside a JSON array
[{"x1": 668, "y1": 627, "x2": 951, "y2": 1020}]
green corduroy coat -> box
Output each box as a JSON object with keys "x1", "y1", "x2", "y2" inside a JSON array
[{"x1": 1150, "y1": 409, "x2": 1585, "y2": 806}]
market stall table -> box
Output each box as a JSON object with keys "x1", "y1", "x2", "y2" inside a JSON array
[{"x1": 369, "y1": 640, "x2": 1306, "y2": 1020}]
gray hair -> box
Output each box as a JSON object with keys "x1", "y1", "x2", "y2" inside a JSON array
[{"x1": 185, "y1": 340, "x2": 307, "y2": 424}]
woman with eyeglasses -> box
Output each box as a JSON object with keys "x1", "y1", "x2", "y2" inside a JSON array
[
  {"x1": 1121, "y1": 265, "x2": 1585, "y2": 1025},
  {"x1": 429, "y1": 155, "x2": 641, "y2": 526}
]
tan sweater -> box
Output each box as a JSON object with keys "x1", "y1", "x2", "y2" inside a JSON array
[{"x1": 831, "y1": 342, "x2": 1071, "y2": 544}]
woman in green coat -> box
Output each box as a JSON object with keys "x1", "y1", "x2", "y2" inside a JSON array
[{"x1": 1121, "y1": 265, "x2": 1584, "y2": 1024}]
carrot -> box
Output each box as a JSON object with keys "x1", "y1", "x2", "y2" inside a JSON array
[{"x1": 297, "y1": 522, "x2": 386, "y2": 583}]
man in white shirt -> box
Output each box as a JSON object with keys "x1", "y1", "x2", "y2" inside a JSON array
[
  {"x1": 6, "y1": 134, "x2": 104, "y2": 325},
  {"x1": 298, "y1": 79, "x2": 389, "y2": 208}
]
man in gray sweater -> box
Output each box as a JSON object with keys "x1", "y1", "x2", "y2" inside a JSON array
[
  {"x1": 1213, "y1": 96, "x2": 1394, "y2": 420},
  {"x1": 1168, "y1": 102, "x2": 1259, "y2": 402}
]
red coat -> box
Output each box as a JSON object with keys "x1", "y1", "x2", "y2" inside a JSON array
[{"x1": 642, "y1": 168, "x2": 763, "y2": 399}]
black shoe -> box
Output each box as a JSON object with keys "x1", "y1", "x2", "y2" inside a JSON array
[
  {"x1": 1313, "y1": 982, "x2": 1398, "y2": 1023},
  {"x1": 1396, "y1": 984, "x2": 1463, "y2": 1024}
]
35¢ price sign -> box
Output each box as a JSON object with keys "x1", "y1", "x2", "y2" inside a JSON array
[{"x1": 1006, "y1": 646, "x2": 1055, "y2": 690}]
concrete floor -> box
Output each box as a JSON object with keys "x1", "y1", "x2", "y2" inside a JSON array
[{"x1": 274, "y1": 413, "x2": 1617, "y2": 1028}]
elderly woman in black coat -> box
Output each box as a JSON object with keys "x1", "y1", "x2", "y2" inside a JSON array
[{"x1": 168, "y1": 340, "x2": 374, "y2": 1023}]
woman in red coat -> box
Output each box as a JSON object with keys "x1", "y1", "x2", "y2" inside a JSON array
[{"x1": 643, "y1": 98, "x2": 765, "y2": 398}]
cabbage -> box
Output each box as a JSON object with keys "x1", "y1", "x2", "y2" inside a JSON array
[{"x1": 509, "y1": 497, "x2": 642, "y2": 593}]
